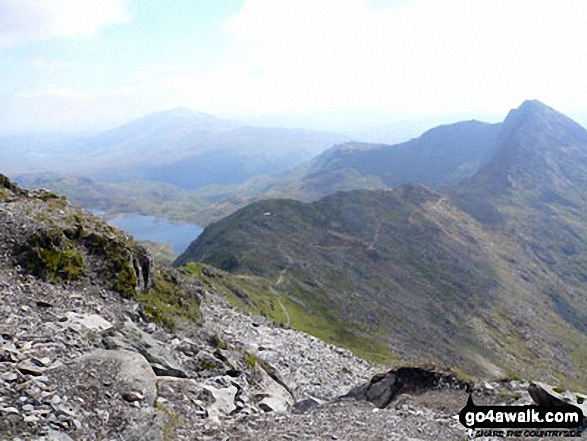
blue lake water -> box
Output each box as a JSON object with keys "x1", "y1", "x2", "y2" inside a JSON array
[{"x1": 107, "y1": 214, "x2": 203, "y2": 255}]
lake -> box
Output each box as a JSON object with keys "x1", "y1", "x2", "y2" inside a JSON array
[{"x1": 106, "y1": 214, "x2": 203, "y2": 255}]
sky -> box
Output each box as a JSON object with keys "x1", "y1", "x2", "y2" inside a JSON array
[{"x1": 1, "y1": 0, "x2": 587, "y2": 139}]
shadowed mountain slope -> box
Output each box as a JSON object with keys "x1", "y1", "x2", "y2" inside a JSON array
[{"x1": 176, "y1": 101, "x2": 587, "y2": 388}]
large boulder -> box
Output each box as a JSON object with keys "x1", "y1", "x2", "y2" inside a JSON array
[
  {"x1": 341, "y1": 367, "x2": 471, "y2": 409},
  {"x1": 253, "y1": 364, "x2": 294, "y2": 413},
  {"x1": 528, "y1": 381, "x2": 587, "y2": 416},
  {"x1": 46, "y1": 349, "x2": 165, "y2": 440},
  {"x1": 102, "y1": 320, "x2": 188, "y2": 378}
]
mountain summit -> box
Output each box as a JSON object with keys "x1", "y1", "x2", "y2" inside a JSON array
[
  {"x1": 178, "y1": 101, "x2": 587, "y2": 387},
  {"x1": 464, "y1": 100, "x2": 587, "y2": 197}
]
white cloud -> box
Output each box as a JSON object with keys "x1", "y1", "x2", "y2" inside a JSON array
[
  {"x1": 179, "y1": 0, "x2": 587, "y2": 118},
  {"x1": 26, "y1": 58, "x2": 84, "y2": 70},
  {"x1": 6, "y1": 0, "x2": 587, "y2": 134},
  {"x1": 131, "y1": 64, "x2": 188, "y2": 82},
  {"x1": 0, "y1": 0, "x2": 130, "y2": 47},
  {"x1": 14, "y1": 88, "x2": 91, "y2": 99}
]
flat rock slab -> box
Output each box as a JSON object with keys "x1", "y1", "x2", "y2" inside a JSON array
[
  {"x1": 529, "y1": 381, "x2": 587, "y2": 416},
  {"x1": 46, "y1": 349, "x2": 164, "y2": 440},
  {"x1": 62, "y1": 312, "x2": 113, "y2": 333},
  {"x1": 78, "y1": 349, "x2": 158, "y2": 405},
  {"x1": 102, "y1": 320, "x2": 187, "y2": 378}
]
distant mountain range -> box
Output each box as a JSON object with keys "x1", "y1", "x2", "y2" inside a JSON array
[
  {"x1": 11, "y1": 107, "x2": 514, "y2": 226},
  {"x1": 176, "y1": 100, "x2": 587, "y2": 388},
  {"x1": 8, "y1": 108, "x2": 348, "y2": 189}
]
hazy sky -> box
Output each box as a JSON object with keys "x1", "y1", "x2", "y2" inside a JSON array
[{"x1": 1, "y1": 0, "x2": 587, "y2": 137}]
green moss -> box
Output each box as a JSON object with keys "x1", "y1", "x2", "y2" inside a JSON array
[
  {"x1": 199, "y1": 358, "x2": 217, "y2": 370},
  {"x1": 113, "y1": 258, "x2": 138, "y2": 298},
  {"x1": 23, "y1": 230, "x2": 86, "y2": 282},
  {"x1": 244, "y1": 351, "x2": 257, "y2": 368},
  {"x1": 84, "y1": 232, "x2": 138, "y2": 297},
  {"x1": 552, "y1": 386, "x2": 566, "y2": 393},
  {"x1": 136, "y1": 268, "x2": 202, "y2": 331},
  {"x1": 181, "y1": 262, "x2": 398, "y2": 366}
]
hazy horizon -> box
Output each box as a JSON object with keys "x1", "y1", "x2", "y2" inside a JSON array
[{"x1": 2, "y1": 0, "x2": 587, "y2": 140}]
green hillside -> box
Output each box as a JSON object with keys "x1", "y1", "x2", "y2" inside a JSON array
[{"x1": 176, "y1": 101, "x2": 587, "y2": 388}]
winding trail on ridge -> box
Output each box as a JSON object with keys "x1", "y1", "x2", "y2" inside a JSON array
[{"x1": 270, "y1": 249, "x2": 293, "y2": 327}]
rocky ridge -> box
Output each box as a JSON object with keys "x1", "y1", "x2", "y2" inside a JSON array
[{"x1": 1, "y1": 175, "x2": 585, "y2": 440}]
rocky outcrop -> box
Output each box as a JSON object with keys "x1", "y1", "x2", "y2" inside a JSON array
[
  {"x1": 529, "y1": 381, "x2": 587, "y2": 416},
  {"x1": 102, "y1": 320, "x2": 188, "y2": 378},
  {"x1": 3, "y1": 175, "x2": 585, "y2": 440},
  {"x1": 1, "y1": 173, "x2": 153, "y2": 297},
  {"x1": 342, "y1": 367, "x2": 471, "y2": 409},
  {"x1": 45, "y1": 349, "x2": 164, "y2": 440},
  {"x1": 201, "y1": 297, "x2": 376, "y2": 401}
]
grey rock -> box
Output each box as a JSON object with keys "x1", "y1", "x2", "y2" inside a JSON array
[
  {"x1": 102, "y1": 321, "x2": 187, "y2": 378},
  {"x1": 45, "y1": 430, "x2": 74, "y2": 441},
  {"x1": 1, "y1": 372, "x2": 18, "y2": 382},
  {"x1": 204, "y1": 383, "x2": 238, "y2": 420},
  {"x1": 254, "y1": 362, "x2": 294, "y2": 413},
  {"x1": 292, "y1": 397, "x2": 322, "y2": 414},
  {"x1": 342, "y1": 367, "x2": 471, "y2": 409},
  {"x1": 54, "y1": 405, "x2": 77, "y2": 418},
  {"x1": 17, "y1": 362, "x2": 45, "y2": 376},
  {"x1": 62, "y1": 312, "x2": 113, "y2": 333},
  {"x1": 78, "y1": 349, "x2": 158, "y2": 406},
  {"x1": 258, "y1": 402, "x2": 273, "y2": 412},
  {"x1": 122, "y1": 391, "x2": 145, "y2": 402},
  {"x1": 528, "y1": 381, "x2": 587, "y2": 416},
  {"x1": 43, "y1": 349, "x2": 165, "y2": 440}
]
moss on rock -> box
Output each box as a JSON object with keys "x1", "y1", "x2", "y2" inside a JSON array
[
  {"x1": 137, "y1": 267, "x2": 202, "y2": 331},
  {"x1": 21, "y1": 230, "x2": 86, "y2": 282}
]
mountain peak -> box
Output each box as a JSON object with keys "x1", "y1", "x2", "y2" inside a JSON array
[
  {"x1": 516, "y1": 99, "x2": 552, "y2": 113},
  {"x1": 501, "y1": 99, "x2": 586, "y2": 138},
  {"x1": 465, "y1": 100, "x2": 587, "y2": 196},
  {"x1": 503, "y1": 99, "x2": 559, "y2": 126}
]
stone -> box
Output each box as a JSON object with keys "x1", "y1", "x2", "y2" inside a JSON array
[
  {"x1": 45, "y1": 429, "x2": 75, "y2": 440},
  {"x1": 258, "y1": 402, "x2": 273, "y2": 412},
  {"x1": 203, "y1": 383, "x2": 238, "y2": 420},
  {"x1": 528, "y1": 381, "x2": 587, "y2": 416},
  {"x1": 123, "y1": 391, "x2": 145, "y2": 402},
  {"x1": 342, "y1": 367, "x2": 470, "y2": 409},
  {"x1": 31, "y1": 356, "x2": 52, "y2": 367},
  {"x1": 17, "y1": 362, "x2": 45, "y2": 376},
  {"x1": 78, "y1": 349, "x2": 158, "y2": 406},
  {"x1": 102, "y1": 321, "x2": 187, "y2": 378},
  {"x1": 291, "y1": 397, "x2": 321, "y2": 414},
  {"x1": 253, "y1": 361, "x2": 294, "y2": 413},
  {"x1": 54, "y1": 405, "x2": 77, "y2": 418},
  {"x1": 1, "y1": 372, "x2": 18, "y2": 382},
  {"x1": 63, "y1": 312, "x2": 113, "y2": 333}
]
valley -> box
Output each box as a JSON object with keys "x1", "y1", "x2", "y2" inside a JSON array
[
  {"x1": 176, "y1": 101, "x2": 587, "y2": 389},
  {"x1": 4, "y1": 2, "x2": 587, "y2": 438},
  {"x1": 4, "y1": 100, "x2": 587, "y2": 440}
]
